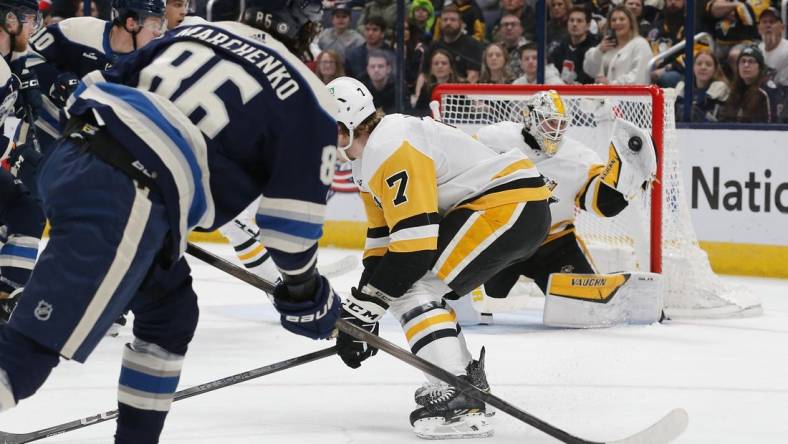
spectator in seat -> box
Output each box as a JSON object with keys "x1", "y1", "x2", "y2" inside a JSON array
[
  {"x1": 409, "y1": 0, "x2": 436, "y2": 41},
  {"x1": 496, "y1": 13, "x2": 529, "y2": 78},
  {"x1": 414, "y1": 48, "x2": 465, "y2": 115},
  {"x1": 719, "y1": 45, "x2": 782, "y2": 123},
  {"x1": 423, "y1": 4, "x2": 485, "y2": 83},
  {"x1": 345, "y1": 16, "x2": 394, "y2": 79},
  {"x1": 315, "y1": 50, "x2": 347, "y2": 84},
  {"x1": 675, "y1": 48, "x2": 730, "y2": 122},
  {"x1": 479, "y1": 42, "x2": 516, "y2": 83},
  {"x1": 402, "y1": 18, "x2": 427, "y2": 95},
  {"x1": 757, "y1": 7, "x2": 788, "y2": 88},
  {"x1": 513, "y1": 42, "x2": 565, "y2": 84},
  {"x1": 624, "y1": 0, "x2": 653, "y2": 37},
  {"x1": 433, "y1": 0, "x2": 487, "y2": 42},
  {"x1": 490, "y1": 0, "x2": 537, "y2": 42},
  {"x1": 549, "y1": 5, "x2": 598, "y2": 84},
  {"x1": 356, "y1": 0, "x2": 408, "y2": 39},
  {"x1": 316, "y1": 3, "x2": 366, "y2": 59},
  {"x1": 547, "y1": 0, "x2": 572, "y2": 49},
  {"x1": 361, "y1": 50, "x2": 398, "y2": 113},
  {"x1": 647, "y1": 0, "x2": 685, "y2": 86},
  {"x1": 704, "y1": 0, "x2": 768, "y2": 74},
  {"x1": 583, "y1": 5, "x2": 653, "y2": 84}
]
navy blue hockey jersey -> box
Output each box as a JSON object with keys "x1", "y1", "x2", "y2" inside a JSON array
[
  {"x1": 28, "y1": 17, "x2": 126, "y2": 144},
  {"x1": 65, "y1": 18, "x2": 338, "y2": 277}
]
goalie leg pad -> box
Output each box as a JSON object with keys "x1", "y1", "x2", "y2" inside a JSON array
[
  {"x1": 601, "y1": 119, "x2": 657, "y2": 200},
  {"x1": 543, "y1": 272, "x2": 663, "y2": 328}
]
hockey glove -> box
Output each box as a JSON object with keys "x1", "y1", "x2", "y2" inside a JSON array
[
  {"x1": 272, "y1": 275, "x2": 341, "y2": 340},
  {"x1": 336, "y1": 287, "x2": 388, "y2": 369},
  {"x1": 6, "y1": 142, "x2": 42, "y2": 195},
  {"x1": 49, "y1": 72, "x2": 79, "y2": 108},
  {"x1": 12, "y1": 69, "x2": 42, "y2": 121}
]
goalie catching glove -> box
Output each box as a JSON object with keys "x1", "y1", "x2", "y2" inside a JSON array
[
  {"x1": 599, "y1": 119, "x2": 657, "y2": 201},
  {"x1": 336, "y1": 286, "x2": 389, "y2": 368}
]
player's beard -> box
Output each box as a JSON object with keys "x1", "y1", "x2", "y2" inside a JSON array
[{"x1": 13, "y1": 32, "x2": 28, "y2": 52}]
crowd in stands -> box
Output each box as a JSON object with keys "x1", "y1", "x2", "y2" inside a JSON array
[{"x1": 40, "y1": 0, "x2": 788, "y2": 123}]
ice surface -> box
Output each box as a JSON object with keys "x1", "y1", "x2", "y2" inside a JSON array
[{"x1": 1, "y1": 244, "x2": 786, "y2": 443}]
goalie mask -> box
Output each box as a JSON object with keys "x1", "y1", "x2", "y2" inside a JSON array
[
  {"x1": 326, "y1": 76, "x2": 375, "y2": 160},
  {"x1": 523, "y1": 90, "x2": 570, "y2": 156}
]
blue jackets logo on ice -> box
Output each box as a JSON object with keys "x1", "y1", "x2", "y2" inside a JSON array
[{"x1": 34, "y1": 300, "x2": 53, "y2": 321}]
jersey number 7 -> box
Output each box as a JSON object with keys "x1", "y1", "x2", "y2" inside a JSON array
[{"x1": 385, "y1": 171, "x2": 408, "y2": 206}]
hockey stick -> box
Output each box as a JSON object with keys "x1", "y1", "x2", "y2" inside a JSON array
[
  {"x1": 0, "y1": 347, "x2": 336, "y2": 444},
  {"x1": 185, "y1": 243, "x2": 689, "y2": 444},
  {"x1": 320, "y1": 254, "x2": 358, "y2": 279}
]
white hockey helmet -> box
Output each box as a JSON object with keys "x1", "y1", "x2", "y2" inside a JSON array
[
  {"x1": 327, "y1": 76, "x2": 376, "y2": 153},
  {"x1": 523, "y1": 90, "x2": 570, "y2": 156}
]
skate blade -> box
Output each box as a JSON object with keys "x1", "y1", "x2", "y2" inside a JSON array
[{"x1": 414, "y1": 412, "x2": 493, "y2": 440}]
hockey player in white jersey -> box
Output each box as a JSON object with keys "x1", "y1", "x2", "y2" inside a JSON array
[
  {"x1": 475, "y1": 90, "x2": 663, "y2": 327},
  {"x1": 327, "y1": 76, "x2": 552, "y2": 439}
]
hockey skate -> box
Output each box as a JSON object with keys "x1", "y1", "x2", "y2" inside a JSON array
[{"x1": 411, "y1": 348, "x2": 493, "y2": 439}]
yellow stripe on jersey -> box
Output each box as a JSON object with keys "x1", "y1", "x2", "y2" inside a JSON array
[
  {"x1": 548, "y1": 273, "x2": 628, "y2": 303},
  {"x1": 435, "y1": 203, "x2": 520, "y2": 281},
  {"x1": 456, "y1": 187, "x2": 550, "y2": 212},
  {"x1": 369, "y1": 141, "x2": 438, "y2": 230},
  {"x1": 363, "y1": 247, "x2": 387, "y2": 259},
  {"x1": 492, "y1": 159, "x2": 536, "y2": 180},
  {"x1": 389, "y1": 237, "x2": 438, "y2": 253},
  {"x1": 360, "y1": 192, "x2": 387, "y2": 230},
  {"x1": 405, "y1": 311, "x2": 457, "y2": 342}
]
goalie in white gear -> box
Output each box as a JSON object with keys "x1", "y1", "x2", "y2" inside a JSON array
[
  {"x1": 327, "y1": 76, "x2": 552, "y2": 439},
  {"x1": 475, "y1": 90, "x2": 662, "y2": 327}
]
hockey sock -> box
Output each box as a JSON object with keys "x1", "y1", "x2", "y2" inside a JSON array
[
  {"x1": 219, "y1": 219, "x2": 280, "y2": 284},
  {"x1": 399, "y1": 303, "x2": 468, "y2": 384},
  {"x1": 115, "y1": 338, "x2": 184, "y2": 444}
]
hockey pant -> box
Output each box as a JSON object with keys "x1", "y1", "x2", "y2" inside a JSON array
[
  {"x1": 392, "y1": 199, "x2": 550, "y2": 383},
  {"x1": 0, "y1": 140, "x2": 198, "y2": 443},
  {"x1": 0, "y1": 169, "x2": 45, "y2": 294},
  {"x1": 484, "y1": 229, "x2": 596, "y2": 297}
]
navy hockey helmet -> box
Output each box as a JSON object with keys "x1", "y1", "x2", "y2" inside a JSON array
[
  {"x1": 112, "y1": 0, "x2": 166, "y2": 23},
  {"x1": 237, "y1": 0, "x2": 324, "y2": 53},
  {"x1": 0, "y1": 0, "x2": 42, "y2": 32}
]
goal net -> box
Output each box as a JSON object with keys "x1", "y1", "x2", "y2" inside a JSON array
[{"x1": 433, "y1": 84, "x2": 760, "y2": 318}]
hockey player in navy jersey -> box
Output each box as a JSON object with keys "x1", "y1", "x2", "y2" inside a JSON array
[
  {"x1": 0, "y1": 1, "x2": 341, "y2": 443},
  {"x1": 0, "y1": 0, "x2": 45, "y2": 316}
]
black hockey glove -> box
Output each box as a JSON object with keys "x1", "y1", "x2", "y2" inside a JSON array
[
  {"x1": 49, "y1": 72, "x2": 79, "y2": 108},
  {"x1": 336, "y1": 286, "x2": 388, "y2": 369},
  {"x1": 272, "y1": 274, "x2": 341, "y2": 340},
  {"x1": 7, "y1": 141, "x2": 42, "y2": 194},
  {"x1": 12, "y1": 68, "x2": 42, "y2": 121}
]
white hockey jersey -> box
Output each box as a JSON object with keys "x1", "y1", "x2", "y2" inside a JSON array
[
  {"x1": 476, "y1": 121, "x2": 618, "y2": 240},
  {"x1": 353, "y1": 114, "x2": 550, "y2": 259}
]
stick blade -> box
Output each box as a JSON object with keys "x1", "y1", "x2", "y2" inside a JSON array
[{"x1": 608, "y1": 408, "x2": 689, "y2": 444}]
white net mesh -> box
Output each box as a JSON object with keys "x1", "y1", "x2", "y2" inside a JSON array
[{"x1": 437, "y1": 85, "x2": 760, "y2": 317}]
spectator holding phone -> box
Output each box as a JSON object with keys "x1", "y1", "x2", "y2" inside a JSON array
[{"x1": 583, "y1": 5, "x2": 653, "y2": 84}]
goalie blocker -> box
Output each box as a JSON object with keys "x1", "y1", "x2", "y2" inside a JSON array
[{"x1": 543, "y1": 272, "x2": 663, "y2": 328}]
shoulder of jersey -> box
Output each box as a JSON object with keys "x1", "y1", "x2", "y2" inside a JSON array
[
  {"x1": 557, "y1": 135, "x2": 601, "y2": 165},
  {"x1": 49, "y1": 16, "x2": 108, "y2": 53},
  {"x1": 177, "y1": 20, "x2": 336, "y2": 119},
  {"x1": 361, "y1": 114, "x2": 422, "y2": 179}
]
